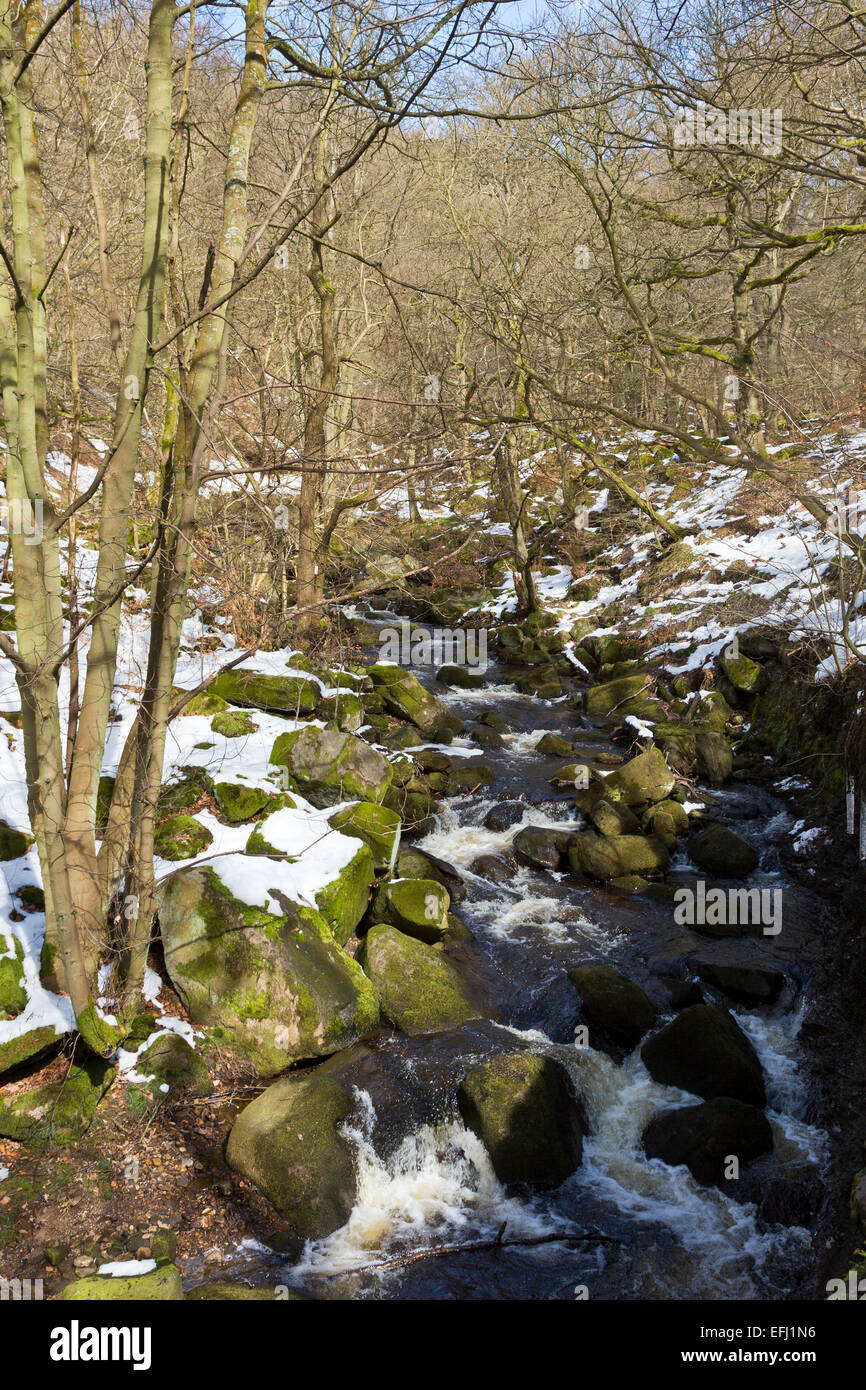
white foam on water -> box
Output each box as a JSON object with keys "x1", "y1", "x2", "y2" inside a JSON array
[{"x1": 295, "y1": 1089, "x2": 555, "y2": 1277}]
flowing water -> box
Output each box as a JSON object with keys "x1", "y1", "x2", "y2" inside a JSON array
[{"x1": 220, "y1": 625, "x2": 830, "y2": 1301}]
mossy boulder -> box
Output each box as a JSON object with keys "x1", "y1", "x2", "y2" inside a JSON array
[
  {"x1": 225, "y1": 1054, "x2": 360, "y2": 1239},
  {"x1": 0, "y1": 1058, "x2": 114, "y2": 1144},
  {"x1": 271, "y1": 725, "x2": 392, "y2": 808},
  {"x1": 719, "y1": 648, "x2": 767, "y2": 696},
  {"x1": 0, "y1": 935, "x2": 27, "y2": 1018},
  {"x1": 640, "y1": 1004, "x2": 766, "y2": 1106},
  {"x1": 368, "y1": 663, "x2": 456, "y2": 734},
  {"x1": 157, "y1": 866, "x2": 379, "y2": 1074},
  {"x1": 456, "y1": 1052, "x2": 586, "y2": 1186},
  {"x1": 211, "y1": 710, "x2": 257, "y2": 738},
  {"x1": 644, "y1": 1097, "x2": 773, "y2": 1186},
  {"x1": 0, "y1": 819, "x2": 32, "y2": 861},
  {"x1": 436, "y1": 664, "x2": 484, "y2": 689},
  {"x1": 214, "y1": 782, "x2": 274, "y2": 824},
  {"x1": 0, "y1": 1024, "x2": 63, "y2": 1080},
  {"x1": 357, "y1": 923, "x2": 480, "y2": 1034},
  {"x1": 328, "y1": 801, "x2": 401, "y2": 871},
  {"x1": 61, "y1": 1263, "x2": 183, "y2": 1301},
  {"x1": 137, "y1": 1033, "x2": 213, "y2": 1098},
  {"x1": 153, "y1": 815, "x2": 213, "y2": 861},
  {"x1": 157, "y1": 767, "x2": 215, "y2": 817},
  {"x1": 535, "y1": 732, "x2": 577, "y2": 757},
  {"x1": 567, "y1": 830, "x2": 669, "y2": 881},
  {"x1": 587, "y1": 799, "x2": 641, "y2": 838},
  {"x1": 370, "y1": 878, "x2": 450, "y2": 943},
  {"x1": 187, "y1": 1281, "x2": 298, "y2": 1300},
  {"x1": 320, "y1": 690, "x2": 364, "y2": 733},
  {"x1": 512, "y1": 825, "x2": 568, "y2": 870},
  {"x1": 568, "y1": 963, "x2": 657, "y2": 1048},
  {"x1": 180, "y1": 689, "x2": 229, "y2": 716},
  {"x1": 313, "y1": 843, "x2": 375, "y2": 946},
  {"x1": 603, "y1": 747, "x2": 676, "y2": 807},
  {"x1": 210, "y1": 669, "x2": 320, "y2": 715},
  {"x1": 641, "y1": 798, "x2": 689, "y2": 840},
  {"x1": 584, "y1": 674, "x2": 650, "y2": 717},
  {"x1": 688, "y1": 821, "x2": 759, "y2": 877},
  {"x1": 652, "y1": 724, "x2": 732, "y2": 784}
]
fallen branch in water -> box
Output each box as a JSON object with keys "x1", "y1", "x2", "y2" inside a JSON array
[{"x1": 307, "y1": 1225, "x2": 623, "y2": 1277}]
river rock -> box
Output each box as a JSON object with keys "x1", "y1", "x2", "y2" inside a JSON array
[
  {"x1": 368, "y1": 663, "x2": 458, "y2": 734},
  {"x1": 719, "y1": 648, "x2": 767, "y2": 695},
  {"x1": 246, "y1": 810, "x2": 375, "y2": 944},
  {"x1": 270, "y1": 725, "x2": 392, "y2": 807},
  {"x1": 484, "y1": 801, "x2": 528, "y2": 832},
  {"x1": 603, "y1": 747, "x2": 676, "y2": 806},
  {"x1": 320, "y1": 690, "x2": 364, "y2": 733},
  {"x1": 641, "y1": 799, "x2": 689, "y2": 841},
  {"x1": 512, "y1": 825, "x2": 567, "y2": 870},
  {"x1": 395, "y1": 848, "x2": 465, "y2": 901},
  {"x1": 211, "y1": 669, "x2": 320, "y2": 715},
  {"x1": 157, "y1": 866, "x2": 379, "y2": 1074},
  {"x1": 643, "y1": 1097, "x2": 773, "y2": 1185},
  {"x1": 690, "y1": 956, "x2": 785, "y2": 1005},
  {"x1": 587, "y1": 799, "x2": 641, "y2": 837},
  {"x1": 535, "y1": 732, "x2": 577, "y2": 757},
  {"x1": 470, "y1": 853, "x2": 517, "y2": 884},
  {"x1": 640, "y1": 1004, "x2": 766, "y2": 1106},
  {"x1": 568, "y1": 829, "x2": 670, "y2": 881},
  {"x1": 688, "y1": 821, "x2": 759, "y2": 877},
  {"x1": 357, "y1": 924, "x2": 481, "y2": 1034},
  {"x1": 568, "y1": 963, "x2": 657, "y2": 1047},
  {"x1": 436, "y1": 664, "x2": 484, "y2": 689},
  {"x1": 456, "y1": 1052, "x2": 586, "y2": 1186},
  {"x1": 370, "y1": 878, "x2": 450, "y2": 943}
]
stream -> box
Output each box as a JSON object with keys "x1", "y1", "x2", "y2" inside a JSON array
[{"x1": 211, "y1": 615, "x2": 831, "y2": 1301}]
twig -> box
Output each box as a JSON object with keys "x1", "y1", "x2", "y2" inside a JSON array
[{"x1": 307, "y1": 1227, "x2": 623, "y2": 1277}]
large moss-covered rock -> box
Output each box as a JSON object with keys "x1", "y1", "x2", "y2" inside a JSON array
[
  {"x1": 368, "y1": 663, "x2": 456, "y2": 734},
  {"x1": 61, "y1": 1263, "x2": 183, "y2": 1301},
  {"x1": 157, "y1": 866, "x2": 379, "y2": 1074},
  {"x1": 271, "y1": 725, "x2": 392, "y2": 808},
  {"x1": 643, "y1": 1097, "x2": 773, "y2": 1186},
  {"x1": 641, "y1": 799, "x2": 689, "y2": 840},
  {"x1": 568, "y1": 830, "x2": 669, "y2": 881},
  {"x1": 357, "y1": 924, "x2": 480, "y2": 1034},
  {"x1": 154, "y1": 815, "x2": 213, "y2": 861},
  {"x1": 0, "y1": 819, "x2": 32, "y2": 861},
  {"x1": 456, "y1": 1052, "x2": 586, "y2": 1186},
  {"x1": 688, "y1": 821, "x2": 759, "y2": 877},
  {"x1": 225, "y1": 1056, "x2": 358, "y2": 1239},
  {"x1": 156, "y1": 767, "x2": 214, "y2": 817},
  {"x1": 719, "y1": 648, "x2": 766, "y2": 695},
  {"x1": 0, "y1": 1024, "x2": 63, "y2": 1079},
  {"x1": 137, "y1": 1033, "x2": 214, "y2": 1098},
  {"x1": 0, "y1": 935, "x2": 27, "y2": 1018},
  {"x1": 652, "y1": 724, "x2": 733, "y2": 784},
  {"x1": 568, "y1": 963, "x2": 657, "y2": 1047},
  {"x1": 640, "y1": 1004, "x2": 766, "y2": 1106},
  {"x1": 585, "y1": 674, "x2": 652, "y2": 717},
  {"x1": 313, "y1": 843, "x2": 375, "y2": 946},
  {"x1": 0, "y1": 1057, "x2": 114, "y2": 1144},
  {"x1": 587, "y1": 799, "x2": 641, "y2": 838},
  {"x1": 370, "y1": 878, "x2": 450, "y2": 943},
  {"x1": 328, "y1": 801, "x2": 401, "y2": 871},
  {"x1": 210, "y1": 669, "x2": 319, "y2": 715},
  {"x1": 512, "y1": 825, "x2": 569, "y2": 870},
  {"x1": 211, "y1": 710, "x2": 257, "y2": 739},
  {"x1": 602, "y1": 747, "x2": 676, "y2": 807}
]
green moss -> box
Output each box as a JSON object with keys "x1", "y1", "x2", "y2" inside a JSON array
[
  {"x1": 0, "y1": 819, "x2": 33, "y2": 861},
  {"x1": 154, "y1": 814, "x2": 213, "y2": 861},
  {"x1": 157, "y1": 767, "x2": 215, "y2": 816},
  {"x1": 214, "y1": 782, "x2": 274, "y2": 824},
  {"x1": 211, "y1": 710, "x2": 257, "y2": 738}
]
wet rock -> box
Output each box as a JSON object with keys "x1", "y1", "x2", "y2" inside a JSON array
[
  {"x1": 641, "y1": 799, "x2": 689, "y2": 840},
  {"x1": 690, "y1": 956, "x2": 784, "y2": 1005},
  {"x1": 484, "y1": 801, "x2": 528, "y2": 832},
  {"x1": 471, "y1": 726, "x2": 504, "y2": 750},
  {"x1": 187, "y1": 1281, "x2": 301, "y2": 1300},
  {"x1": 436, "y1": 664, "x2": 484, "y2": 689},
  {"x1": 370, "y1": 877, "x2": 450, "y2": 943},
  {"x1": 211, "y1": 669, "x2": 320, "y2": 715},
  {"x1": 640, "y1": 1004, "x2": 766, "y2": 1106},
  {"x1": 550, "y1": 761, "x2": 595, "y2": 789},
  {"x1": 588, "y1": 799, "x2": 641, "y2": 837},
  {"x1": 271, "y1": 725, "x2": 392, "y2": 808},
  {"x1": 328, "y1": 801, "x2": 401, "y2": 871},
  {"x1": 651, "y1": 724, "x2": 733, "y2": 784},
  {"x1": 320, "y1": 690, "x2": 364, "y2": 733},
  {"x1": 567, "y1": 829, "x2": 670, "y2": 881},
  {"x1": 661, "y1": 977, "x2": 704, "y2": 1009},
  {"x1": 357, "y1": 924, "x2": 481, "y2": 1035},
  {"x1": 643, "y1": 1097, "x2": 772, "y2": 1186},
  {"x1": 157, "y1": 867, "x2": 379, "y2": 1074},
  {"x1": 568, "y1": 963, "x2": 657, "y2": 1047},
  {"x1": 470, "y1": 853, "x2": 517, "y2": 885},
  {"x1": 456, "y1": 1052, "x2": 586, "y2": 1186},
  {"x1": 535, "y1": 732, "x2": 577, "y2": 757},
  {"x1": 512, "y1": 825, "x2": 566, "y2": 870},
  {"x1": 514, "y1": 670, "x2": 563, "y2": 699},
  {"x1": 479, "y1": 710, "x2": 509, "y2": 732},
  {"x1": 688, "y1": 821, "x2": 759, "y2": 877},
  {"x1": 396, "y1": 848, "x2": 466, "y2": 901},
  {"x1": 584, "y1": 674, "x2": 651, "y2": 717},
  {"x1": 446, "y1": 763, "x2": 494, "y2": 795}
]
